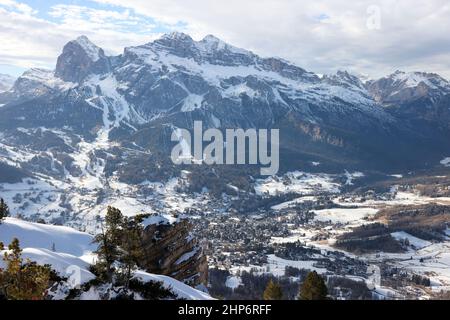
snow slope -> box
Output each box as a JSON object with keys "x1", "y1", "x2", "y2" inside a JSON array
[
  {"x1": 0, "y1": 217, "x2": 95, "y2": 256},
  {"x1": 391, "y1": 231, "x2": 431, "y2": 250},
  {"x1": 0, "y1": 217, "x2": 211, "y2": 300},
  {"x1": 134, "y1": 270, "x2": 212, "y2": 300}
]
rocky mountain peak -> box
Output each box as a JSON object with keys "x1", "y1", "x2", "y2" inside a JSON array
[
  {"x1": 367, "y1": 70, "x2": 450, "y2": 106},
  {"x1": 155, "y1": 32, "x2": 196, "y2": 48},
  {"x1": 390, "y1": 70, "x2": 449, "y2": 88},
  {"x1": 161, "y1": 31, "x2": 194, "y2": 42},
  {"x1": 323, "y1": 70, "x2": 367, "y2": 90},
  {"x1": 4, "y1": 68, "x2": 74, "y2": 102},
  {"x1": 202, "y1": 34, "x2": 222, "y2": 43},
  {"x1": 55, "y1": 35, "x2": 110, "y2": 83},
  {"x1": 198, "y1": 34, "x2": 249, "y2": 54},
  {"x1": 73, "y1": 35, "x2": 103, "y2": 62}
]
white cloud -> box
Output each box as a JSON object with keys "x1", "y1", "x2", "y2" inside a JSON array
[
  {"x1": 0, "y1": 0, "x2": 35, "y2": 15},
  {"x1": 1, "y1": 0, "x2": 450, "y2": 79},
  {"x1": 0, "y1": 3, "x2": 159, "y2": 71},
  {"x1": 91, "y1": 0, "x2": 450, "y2": 78}
]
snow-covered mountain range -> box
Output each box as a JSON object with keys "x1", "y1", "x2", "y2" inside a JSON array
[{"x1": 0, "y1": 32, "x2": 449, "y2": 229}]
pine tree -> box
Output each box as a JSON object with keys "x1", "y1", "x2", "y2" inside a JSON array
[
  {"x1": 298, "y1": 271, "x2": 328, "y2": 300},
  {"x1": 92, "y1": 206, "x2": 126, "y2": 282},
  {"x1": 0, "y1": 238, "x2": 51, "y2": 300},
  {"x1": 263, "y1": 280, "x2": 283, "y2": 300},
  {"x1": 0, "y1": 198, "x2": 9, "y2": 222},
  {"x1": 116, "y1": 216, "x2": 145, "y2": 288},
  {"x1": 105, "y1": 206, "x2": 125, "y2": 242},
  {"x1": 92, "y1": 208, "x2": 147, "y2": 288}
]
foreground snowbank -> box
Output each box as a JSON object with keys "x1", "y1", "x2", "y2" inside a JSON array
[{"x1": 0, "y1": 217, "x2": 212, "y2": 300}]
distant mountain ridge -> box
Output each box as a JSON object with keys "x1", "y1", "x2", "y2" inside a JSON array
[{"x1": 0, "y1": 73, "x2": 15, "y2": 93}]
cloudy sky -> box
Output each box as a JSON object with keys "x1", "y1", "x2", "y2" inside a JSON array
[{"x1": 1, "y1": 0, "x2": 450, "y2": 79}]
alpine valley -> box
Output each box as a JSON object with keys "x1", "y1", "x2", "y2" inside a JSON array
[{"x1": 1, "y1": 32, "x2": 450, "y2": 300}]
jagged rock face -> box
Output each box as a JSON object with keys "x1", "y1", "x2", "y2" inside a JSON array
[
  {"x1": 366, "y1": 71, "x2": 450, "y2": 133},
  {"x1": 323, "y1": 70, "x2": 367, "y2": 91},
  {"x1": 55, "y1": 36, "x2": 110, "y2": 83},
  {"x1": 138, "y1": 219, "x2": 208, "y2": 286},
  {"x1": 367, "y1": 71, "x2": 450, "y2": 106}
]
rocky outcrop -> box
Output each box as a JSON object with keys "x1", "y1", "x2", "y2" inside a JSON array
[
  {"x1": 138, "y1": 216, "x2": 208, "y2": 287},
  {"x1": 55, "y1": 36, "x2": 110, "y2": 83}
]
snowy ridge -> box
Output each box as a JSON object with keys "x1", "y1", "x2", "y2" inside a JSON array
[
  {"x1": 0, "y1": 217, "x2": 95, "y2": 256},
  {"x1": 390, "y1": 70, "x2": 450, "y2": 90},
  {"x1": 20, "y1": 68, "x2": 74, "y2": 89},
  {"x1": 368, "y1": 70, "x2": 450, "y2": 106},
  {"x1": 8, "y1": 68, "x2": 76, "y2": 98},
  {"x1": 0, "y1": 73, "x2": 15, "y2": 92},
  {"x1": 118, "y1": 32, "x2": 389, "y2": 119},
  {"x1": 197, "y1": 34, "x2": 252, "y2": 56}
]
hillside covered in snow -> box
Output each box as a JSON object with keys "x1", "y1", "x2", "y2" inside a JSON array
[{"x1": 0, "y1": 217, "x2": 212, "y2": 300}]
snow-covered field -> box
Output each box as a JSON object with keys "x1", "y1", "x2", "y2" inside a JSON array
[
  {"x1": 271, "y1": 196, "x2": 317, "y2": 211},
  {"x1": 255, "y1": 171, "x2": 341, "y2": 196},
  {"x1": 312, "y1": 207, "x2": 378, "y2": 225},
  {"x1": 265, "y1": 254, "x2": 328, "y2": 276},
  {"x1": 333, "y1": 191, "x2": 450, "y2": 208}
]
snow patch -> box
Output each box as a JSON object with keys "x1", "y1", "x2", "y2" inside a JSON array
[
  {"x1": 255, "y1": 171, "x2": 340, "y2": 196},
  {"x1": 344, "y1": 171, "x2": 364, "y2": 186},
  {"x1": 225, "y1": 276, "x2": 242, "y2": 290},
  {"x1": 312, "y1": 207, "x2": 379, "y2": 224},
  {"x1": 271, "y1": 196, "x2": 316, "y2": 211},
  {"x1": 142, "y1": 214, "x2": 180, "y2": 227},
  {"x1": 133, "y1": 270, "x2": 213, "y2": 300},
  {"x1": 440, "y1": 157, "x2": 450, "y2": 167},
  {"x1": 391, "y1": 232, "x2": 432, "y2": 250},
  {"x1": 181, "y1": 94, "x2": 204, "y2": 112}
]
